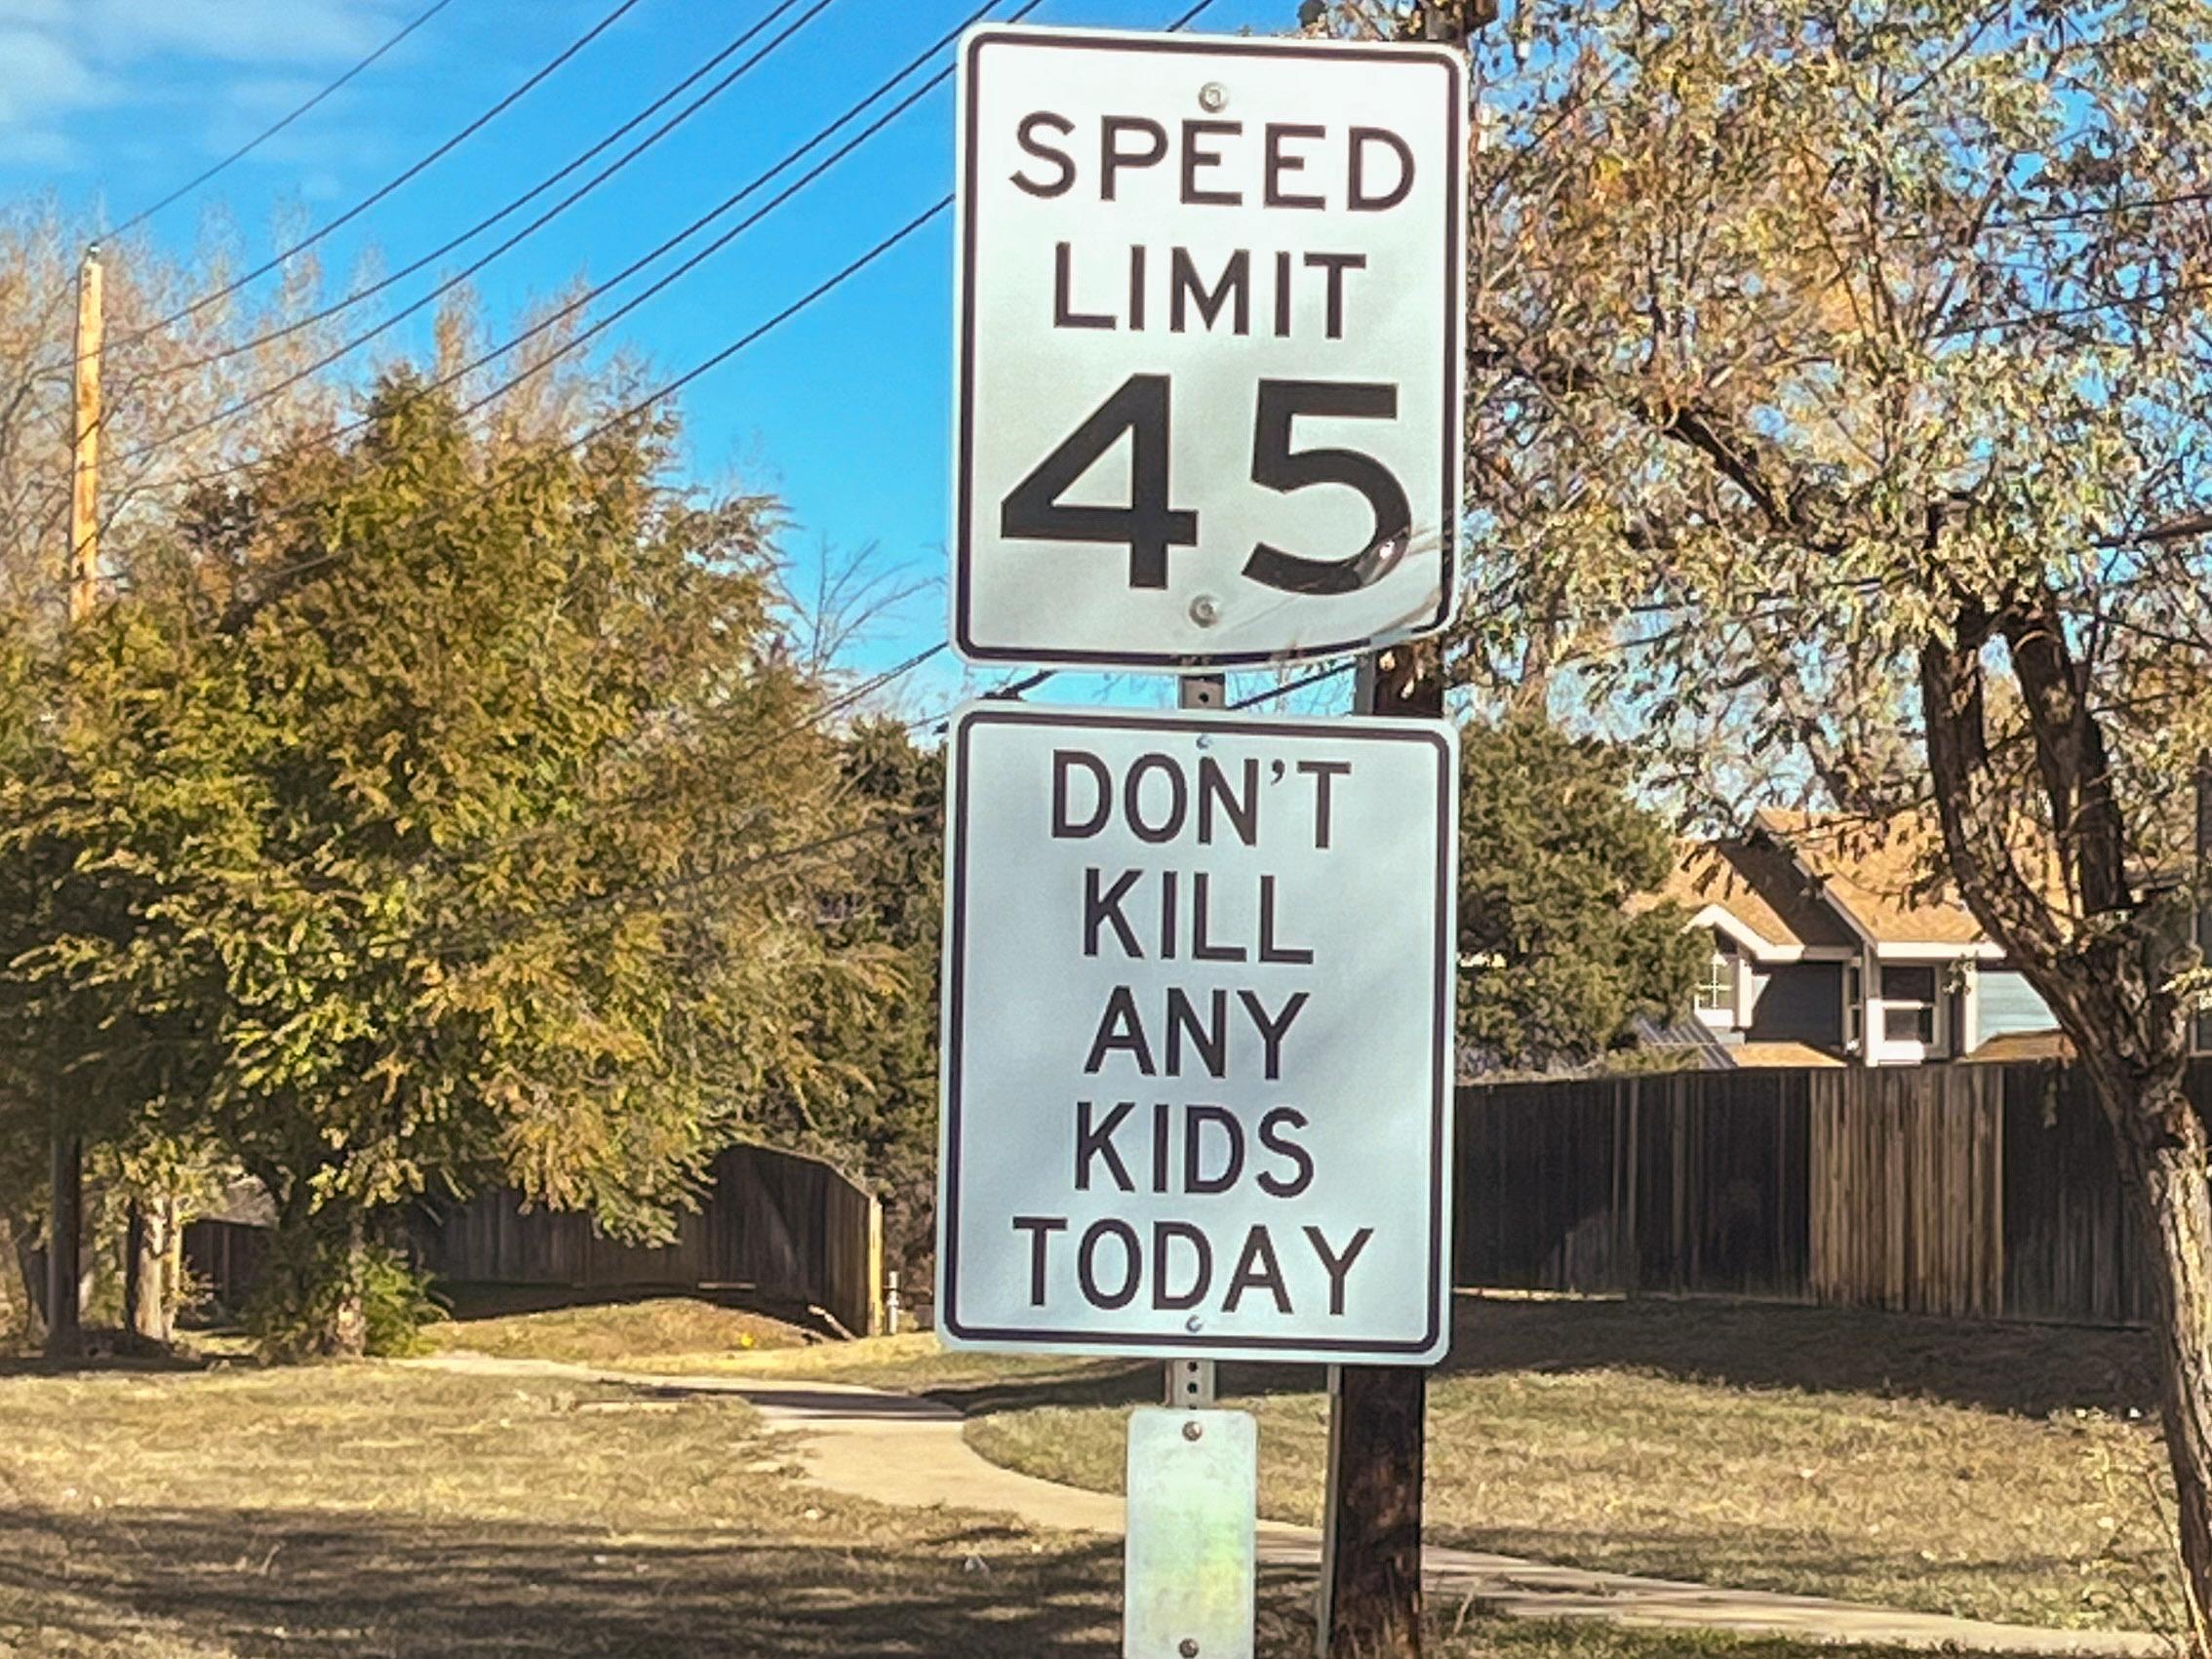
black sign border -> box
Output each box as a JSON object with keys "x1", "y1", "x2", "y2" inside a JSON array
[
  {"x1": 952, "y1": 29, "x2": 1467, "y2": 669},
  {"x1": 938, "y1": 702, "x2": 1455, "y2": 1359}
]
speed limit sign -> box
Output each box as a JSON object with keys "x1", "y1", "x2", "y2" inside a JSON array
[{"x1": 952, "y1": 25, "x2": 1466, "y2": 669}]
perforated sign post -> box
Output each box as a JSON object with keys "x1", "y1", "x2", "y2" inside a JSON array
[
  {"x1": 936, "y1": 704, "x2": 1457, "y2": 1364},
  {"x1": 952, "y1": 25, "x2": 1467, "y2": 668}
]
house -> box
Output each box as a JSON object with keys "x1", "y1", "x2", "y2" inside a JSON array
[{"x1": 1648, "y1": 809, "x2": 2056, "y2": 1065}]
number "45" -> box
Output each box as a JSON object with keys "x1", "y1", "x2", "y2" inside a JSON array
[{"x1": 999, "y1": 375, "x2": 1413, "y2": 597}]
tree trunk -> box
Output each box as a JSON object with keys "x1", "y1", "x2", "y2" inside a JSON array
[
  {"x1": 2097, "y1": 1062, "x2": 2212, "y2": 1653},
  {"x1": 123, "y1": 1199, "x2": 170, "y2": 1350},
  {"x1": 1919, "y1": 611, "x2": 2212, "y2": 1649},
  {"x1": 163, "y1": 1197, "x2": 186, "y2": 1330},
  {"x1": 45, "y1": 1133, "x2": 81, "y2": 1358},
  {"x1": 331, "y1": 1206, "x2": 367, "y2": 1359},
  {"x1": 0, "y1": 1210, "x2": 43, "y2": 1345},
  {"x1": 252, "y1": 1188, "x2": 371, "y2": 1362}
]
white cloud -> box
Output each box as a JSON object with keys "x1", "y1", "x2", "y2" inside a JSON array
[
  {"x1": 0, "y1": 0, "x2": 412, "y2": 178},
  {"x1": 0, "y1": 24, "x2": 104, "y2": 166},
  {"x1": 79, "y1": 0, "x2": 405, "y2": 66}
]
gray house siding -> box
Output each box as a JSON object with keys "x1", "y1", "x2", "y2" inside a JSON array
[
  {"x1": 1979, "y1": 968, "x2": 2055, "y2": 1040},
  {"x1": 1749, "y1": 962, "x2": 1844, "y2": 1047}
]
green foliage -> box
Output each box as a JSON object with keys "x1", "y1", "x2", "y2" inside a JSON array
[
  {"x1": 0, "y1": 375, "x2": 898, "y2": 1351},
  {"x1": 754, "y1": 716, "x2": 943, "y2": 1276},
  {"x1": 1457, "y1": 717, "x2": 1701, "y2": 1069},
  {"x1": 358, "y1": 1249, "x2": 447, "y2": 1359},
  {"x1": 246, "y1": 1228, "x2": 443, "y2": 1362}
]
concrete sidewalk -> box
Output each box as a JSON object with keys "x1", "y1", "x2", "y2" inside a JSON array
[{"x1": 415, "y1": 1353, "x2": 2170, "y2": 1656}]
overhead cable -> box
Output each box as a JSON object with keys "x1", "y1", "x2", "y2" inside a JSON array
[
  {"x1": 110, "y1": 0, "x2": 464, "y2": 238},
  {"x1": 101, "y1": 0, "x2": 653, "y2": 359},
  {"x1": 147, "y1": 0, "x2": 815, "y2": 384}
]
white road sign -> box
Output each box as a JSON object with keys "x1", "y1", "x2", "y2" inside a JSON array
[
  {"x1": 936, "y1": 703, "x2": 1457, "y2": 1363},
  {"x1": 952, "y1": 26, "x2": 1468, "y2": 669}
]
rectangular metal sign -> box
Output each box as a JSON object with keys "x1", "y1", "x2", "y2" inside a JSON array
[
  {"x1": 952, "y1": 25, "x2": 1468, "y2": 669},
  {"x1": 936, "y1": 703, "x2": 1457, "y2": 1363},
  {"x1": 1124, "y1": 1406, "x2": 1257, "y2": 1659}
]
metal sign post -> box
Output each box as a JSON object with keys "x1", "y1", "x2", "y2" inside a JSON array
[{"x1": 940, "y1": 21, "x2": 1468, "y2": 1659}]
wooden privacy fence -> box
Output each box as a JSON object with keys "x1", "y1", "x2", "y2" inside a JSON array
[
  {"x1": 1456, "y1": 1059, "x2": 2210, "y2": 1326},
  {"x1": 408, "y1": 1141, "x2": 884, "y2": 1337}
]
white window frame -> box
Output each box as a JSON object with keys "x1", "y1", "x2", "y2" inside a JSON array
[
  {"x1": 1877, "y1": 963, "x2": 1942, "y2": 1055},
  {"x1": 1694, "y1": 939, "x2": 1742, "y2": 1028}
]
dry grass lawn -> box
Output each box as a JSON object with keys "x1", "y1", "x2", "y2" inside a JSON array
[
  {"x1": 421, "y1": 1289, "x2": 815, "y2": 1365},
  {"x1": 418, "y1": 1290, "x2": 2189, "y2": 1639},
  {"x1": 940, "y1": 1297, "x2": 2185, "y2": 1639},
  {"x1": 0, "y1": 1355, "x2": 1951, "y2": 1658}
]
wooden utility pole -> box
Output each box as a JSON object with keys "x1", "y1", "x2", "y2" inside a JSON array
[
  {"x1": 46, "y1": 244, "x2": 101, "y2": 1360},
  {"x1": 1317, "y1": 640, "x2": 1445, "y2": 1658},
  {"x1": 68, "y1": 245, "x2": 102, "y2": 625},
  {"x1": 1316, "y1": 12, "x2": 1483, "y2": 1641}
]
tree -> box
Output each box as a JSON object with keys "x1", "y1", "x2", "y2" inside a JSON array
[
  {"x1": 753, "y1": 715, "x2": 944, "y2": 1281},
  {"x1": 0, "y1": 201, "x2": 371, "y2": 1345},
  {"x1": 0, "y1": 200, "x2": 352, "y2": 622},
  {"x1": 1457, "y1": 716, "x2": 1700, "y2": 1070},
  {"x1": 1445, "y1": 0, "x2": 2212, "y2": 1637},
  {"x1": 0, "y1": 371, "x2": 894, "y2": 1355}
]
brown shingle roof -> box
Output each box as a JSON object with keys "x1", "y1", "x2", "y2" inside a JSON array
[
  {"x1": 1964, "y1": 1028, "x2": 2073, "y2": 1064},
  {"x1": 1650, "y1": 835, "x2": 1857, "y2": 952},
  {"x1": 1729, "y1": 1041, "x2": 1848, "y2": 1068},
  {"x1": 1753, "y1": 809, "x2": 1986, "y2": 945}
]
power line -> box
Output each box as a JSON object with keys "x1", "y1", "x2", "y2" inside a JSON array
[
  {"x1": 125, "y1": 0, "x2": 1007, "y2": 482},
  {"x1": 224, "y1": 194, "x2": 957, "y2": 600},
  {"x1": 1987, "y1": 183, "x2": 2212, "y2": 232},
  {"x1": 426, "y1": 806, "x2": 931, "y2": 959},
  {"x1": 101, "y1": 0, "x2": 652, "y2": 362},
  {"x1": 143, "y1": 0, "x2": 815, "y2": 386},
  {"x1": 1228, "y1": 662, "x2": 1356, "y2": 709},
  {"x1": 434, "y1": 643, "x2": 953, "y2": 873},
  {"x1": 156, "y1": 0, "x2": 1223, "y2": 601},
  {"x1": 903, "y1": 670, "x2": 1059, "y2": 737},
  {"x1": 1938, "y1": 273, "x2": 2208, "y2": 337},
  {"x1": 448, "y1": 24, "x2": 994, "y2": 424},
  {"x1": 109, "y1": 0, "x2": 463, "y2": 239}
]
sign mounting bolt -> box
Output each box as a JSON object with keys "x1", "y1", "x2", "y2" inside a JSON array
[
  {"x1": 1198, "y1": 81, "x2": 1227, "y2": 111},
  {"x1": 1182, "y1": 1419, "x2": 1204, "y2": 1442},
  {"x1": 1181, "y1": 1641, "x2": 1202, "y2": 1658},
  {"x1": 1189, "y1": 594, "x2": 1222, "y2": 627}
]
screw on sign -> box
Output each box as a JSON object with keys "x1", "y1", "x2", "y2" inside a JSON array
[{"x1": 952, "y1": 26, "x2": 1468, "y2": 668}]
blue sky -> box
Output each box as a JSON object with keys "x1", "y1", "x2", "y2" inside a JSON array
[{"x1": 0, "y1": 0, "x2": 1291, "y2": 715}]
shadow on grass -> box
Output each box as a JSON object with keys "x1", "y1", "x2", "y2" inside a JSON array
[
  {"x1": 0, "y1": 1502, "x2": 1163, "y2": 1658},
  {"x1": 1432, "y1": 1295, "x2": 2160, "y2": 1418},
  {"x1": 927, "y1": 1296, "x2": 2159, "y2": 1424},
  {"x1": 1420, "y1": 1520, "x2": 2180, "y2": 1634},
  {"x1": 0, "y1": 1345, "x2": 211, "y2": 1381}
]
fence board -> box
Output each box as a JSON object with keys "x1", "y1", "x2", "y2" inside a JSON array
[
  {"x1": 401, "y1": 1142, "x2": 881, "y2": 1337},
  {"x1": 173, "y1": 1143, "x2": 878, "y2": 1338},
  {"x1": 1460, "y1": 1058, "x2": 2204, "y2": 1328},
  {"x1": 1456, "y1": 1070, "x2": 1809, "y2": 1301}
]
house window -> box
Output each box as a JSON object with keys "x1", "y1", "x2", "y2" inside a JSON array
[
  {"x1": 1845, "y1": 962, "x2": 1863, "y2": 1050},
  {"x1": 1882, "y1": 965, "x2": 1938, "y2": 1045},
  {"x1": 1695, "y1": 941, "x2": 1738, "y2": 1020}
]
